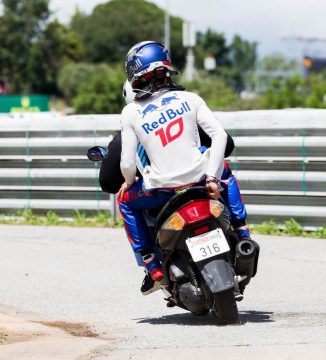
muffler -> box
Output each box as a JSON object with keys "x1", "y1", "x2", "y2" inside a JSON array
[{"x1": 234, "y1": 240, "x2": 260, "y2": 286}]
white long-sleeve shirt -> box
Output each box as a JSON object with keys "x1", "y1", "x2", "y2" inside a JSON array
[{"x1": 120, "y1": 89, "x2": 227, "y2": 189}]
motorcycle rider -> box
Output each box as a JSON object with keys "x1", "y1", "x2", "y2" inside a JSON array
[
  {"x1": 118, "y1": 41, "x2": 253, "y2": 284},
  {"x1": 100, "y1": 81, "x2": 251, "y2": 242}
]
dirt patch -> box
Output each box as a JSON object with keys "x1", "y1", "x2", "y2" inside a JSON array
[
  {"x1": 0, "y1": 330, "x2": 7, "y2": 344},
  {"x1": 0, "y1": 311, "x2": 107, "y2": 359},
  {"x1": 0, "y1": 328, "x2": 42, "y2": 345},
  {"x1": 37, "y1": 321, "x2": 99, "y2": 338}
]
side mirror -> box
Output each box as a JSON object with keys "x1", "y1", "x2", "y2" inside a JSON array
[{"x1": 87, "y1": 146, "x2": 108, "y2": 161}]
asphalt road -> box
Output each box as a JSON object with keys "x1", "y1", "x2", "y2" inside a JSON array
[{"x1": 0, "y1": 225, "x2": 325, "y2": 359}]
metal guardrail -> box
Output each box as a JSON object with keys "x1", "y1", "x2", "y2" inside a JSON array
[{"x1": 0, "y1": 109, "x2": 325, "y2": 227}]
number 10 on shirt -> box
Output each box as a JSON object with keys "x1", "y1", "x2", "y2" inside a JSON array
[{"x1": 155, "y1": 117, "x2": 184, "y2": 147}]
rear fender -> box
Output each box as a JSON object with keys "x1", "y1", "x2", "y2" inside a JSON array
[{"x1": 196, "y1": 258, "x2": 235, "y2": 293}]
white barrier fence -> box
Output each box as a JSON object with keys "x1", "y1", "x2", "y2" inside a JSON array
[{"x1": 0, "y1": 109, "x2": 325, "y2": 227}]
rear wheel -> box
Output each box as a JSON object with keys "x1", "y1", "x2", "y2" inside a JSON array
[
  {"x1": 191, "y1": 308, "x2": 210, "y2": 316},
  {"x1": 212, "y1": 288, "x2": 239, "y2": 325}
]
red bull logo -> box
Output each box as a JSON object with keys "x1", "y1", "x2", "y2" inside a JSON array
[
  {"x1": 141, "y1": 102, "x2": 191, "y2": 134},
  {"x1": 141, "y1": 103, "x2": 159, "y2": 118}
]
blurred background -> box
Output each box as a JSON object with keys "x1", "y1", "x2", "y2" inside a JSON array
[{"x1": 0, "y1": 0, "x2": 326, "y2": 114}]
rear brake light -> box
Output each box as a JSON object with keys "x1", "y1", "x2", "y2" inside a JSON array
[
  {"x1": 161, "y1": 200, "x2": 224, "y2": 231},
  {"x1": 194, "y1": 225, "x2": 209, "y2": 235},
  {"x1": 178, "y1": 200, "x2": 211, "y2": 224}
]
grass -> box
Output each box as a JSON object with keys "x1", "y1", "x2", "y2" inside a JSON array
[
  {"x1": 0, "y1": 210, "x2": 325, "y2": 238},
  {"x1": 0, "y1": 209, "x2": 123, "y2": 228},
  {"x1": 251, "y1": 219, "x2": 326, "y2": 239}
]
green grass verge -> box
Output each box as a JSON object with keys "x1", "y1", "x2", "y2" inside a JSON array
[
  {"x1": 0, "y1": 210, "x2": 325, "y2": 239},
  {"x1": 251, "y1": 219, "x2": 326, "y2": 239},
  {"x1": 0, "y1": 209, "x2": 123, "y2": 228}
]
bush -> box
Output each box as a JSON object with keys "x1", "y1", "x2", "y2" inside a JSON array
[
  {"x1": 251, "y1": 220, "x2": 280, "y2": 235},
  {"x1": 260, "y1": 71, "x2": 326, "y2": 109},
  {"x1": 311, "y1": 226, "x2": 326, "y2": 239},
  {"x1": 57, "y1": 63, "x2": 99, "y2": 101},
  {"x1": 72, "y1": 64, "x2": 125, "y2": 114},
  {"x1": 182, "y1": 73, "x2": 237, "y2": 110},
  {"x1": 283, "y1": 219, "x2": 304, "y2": 236}
]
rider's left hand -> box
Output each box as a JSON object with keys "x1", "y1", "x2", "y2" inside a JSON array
[{"x1": 118, "y1": 181, "x2": 133, "y2": 200}]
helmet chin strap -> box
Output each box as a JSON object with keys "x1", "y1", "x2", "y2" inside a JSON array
[{"x1": 133, "y1": 87, "x2": 154, "y2": 100}]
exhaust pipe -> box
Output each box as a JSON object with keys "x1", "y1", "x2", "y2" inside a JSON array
[{"x1": 234, "y1": 240, "x2": 259, "y2": 286}]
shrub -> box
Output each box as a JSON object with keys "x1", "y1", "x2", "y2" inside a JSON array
[
  {"x1": 283, "y1": 219, "x2": 304, "y2": 236},
  {"x1": 251, "y1": 220, "x2": 280, "y2": 235},
  {"x1": 72, "y1": 64, "x2": 125, "y2": 114}
]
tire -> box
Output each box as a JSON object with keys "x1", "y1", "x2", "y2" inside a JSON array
[
  {"x1": 191, "y1": 308, "x2": 210, "y2": 316},
  {"x1": 212, "y1": 288, "x2": 239, "y2": 325}
]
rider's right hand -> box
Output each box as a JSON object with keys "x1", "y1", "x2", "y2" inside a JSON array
[{"x1": 205, "y1": 181, "x2": 221, "y2": 200}]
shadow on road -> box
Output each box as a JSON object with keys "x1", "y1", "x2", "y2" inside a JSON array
[
  {"x1": 239, "y1": 310, "x2": 274, "y2": 324},
  {"x1": 135, "y1": 310, "x2": 274, "y2": 326}
]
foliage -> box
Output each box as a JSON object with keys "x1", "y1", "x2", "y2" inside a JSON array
[
  {"x1": 0, "y1": 0, "x2": 51, "y2": 92},
  {"x1": 31, "y1": 20, "x2": 84, "y2": 93},
  {"x1": 261, "y1": 76, "x2": 305, "y2": 109},
  {"x1": 224, "y1": 35, "x2": 257, "y2": 92},
  {"x1": 0, "y1": 0, "x2": 83, "y2": 94},
  {"x1": 0, "y1": 212, "x2": 325, "y2": 238},
  {"x1": 72, "y1": 63, "x2": 125, "y2": 114},
  {"x1": 72, "y1": 210, "x2": 87, "y2": 225},
  {"x1": 283, "y1": 219, "x2": 304, "y2": 236},
  {"x1": 196, "y1": 30, "x2": 257, "y2": 92},
  {"x1": 195, "y1": 29, "x2": 229, "y2": 68},
  {"x1": 304, "y1": 72, "x2": 326, "y2": 108},
  {"x1": 0, "y1": 209, "x2": 121, "y2": 227},
  {"x1": 71, "y1": 0, "x2": 186, "y2": 70},
  {"x1": 260, "y1": 53, "x2": 300, "y2": 72},
  {"x1": 2, "y1": 0, "x2": 325, "y2": 112},
  {"x1": 58, "y1": 63, "x2": 99, "y2": 101},
  {"x1": 311, "y1": 226, "x2": 326, "y2": 239},
  {"x1": 261, "y1": 71, "x2": 326, "y2": 109},
  {"x1": 251, "y1": 220, "x2": 280, "y2": 235},
  {"x1": 44, "y1": 211, "x2": 61, "y2": 225},
  {"x1": 251, "y1": 219, "x2": 326, "y2": 238},
  {"x1": 183, "y1": 72, "x2": 237, "y2": 110}
]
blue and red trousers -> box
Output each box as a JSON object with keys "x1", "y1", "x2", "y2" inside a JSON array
[{"x1": 118, "y1": 162, "x2": 247, "y2": 258}]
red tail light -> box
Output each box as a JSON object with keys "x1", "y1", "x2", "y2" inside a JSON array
[
  {"x1": 161, "y1": 200, "x2": 224, "y2": 230},
  {"x1": 194, "y1": 225, "x2": 209, "y2": 235},
  {"x1": 177, "y1": 200, "x2": 211, "y2": 224}
]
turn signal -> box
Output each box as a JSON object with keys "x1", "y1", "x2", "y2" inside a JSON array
[
  {"x1": 209, "y1": 200, "x2": 224, "y2": 218},
  {"x1": 162, "y1": 212, "x2": 186, "y2": 230}
]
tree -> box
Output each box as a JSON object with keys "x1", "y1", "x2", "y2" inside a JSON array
[
  {"x1": 196, "y1": 29, "x2": 229, "y2": 68},
  {"x1": 260, "y1": 53, "x2": 299, "y2": 72},
  {"x1": 71, "y1": 0, "x2": 186, "y2": 70},
  {"x1": 0, "y1": 0, "x2": 83, "y2": 93},
  {"x1": 30, "y1": 20, "x2": 84, "y2": 93},
  {"x1": 0, "y1": 0, "x2": 51, "y2": 92},
  {"x1": 224, "y1": 35, "x2": 257, "y2": 92},
  {"x1": 183, "y1": 72, "x2": 237, "y2": 110},
  {"x1": 58, "y1": 63, "x2": 99, "y2": 101},
  {"x1": 195, "y1": 30, "x2": 257, "y2": 92}
]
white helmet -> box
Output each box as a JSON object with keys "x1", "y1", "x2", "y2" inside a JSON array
[{"x1": 122, "y1": 80, "x2": 136, "y2": 104}]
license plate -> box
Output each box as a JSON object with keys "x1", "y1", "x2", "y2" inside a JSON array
[{"x1": 186, "y1": 228, "x2": 230, "y2": 262}]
